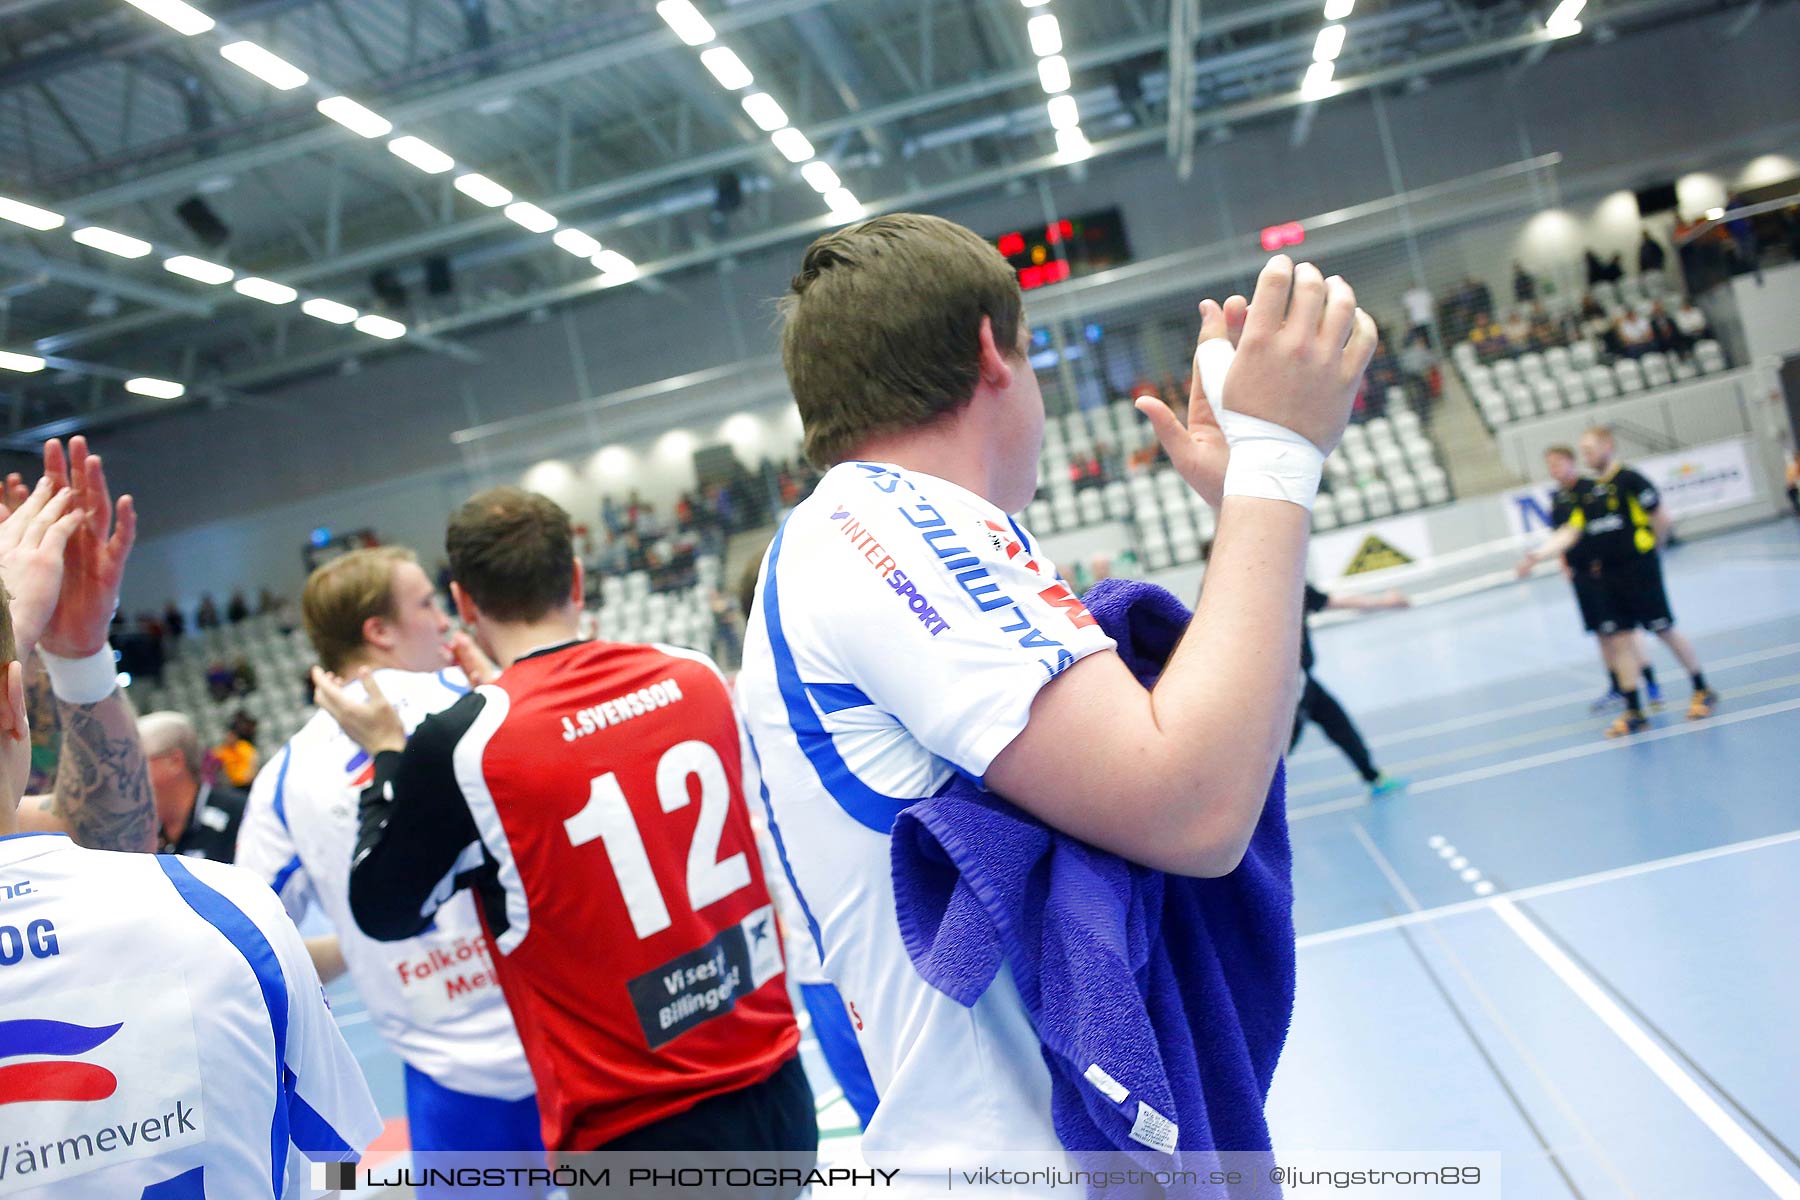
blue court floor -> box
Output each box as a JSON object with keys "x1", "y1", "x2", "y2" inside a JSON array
[{"x1": 335, "y1": 518, "x2": 1800, "y2": 1198}]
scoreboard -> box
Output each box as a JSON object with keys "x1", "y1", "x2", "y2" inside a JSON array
[{"x1": 990, "y1": 208, "x2": 1131, "y2": 291}]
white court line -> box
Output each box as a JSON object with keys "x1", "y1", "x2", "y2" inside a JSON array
[
  {"x1": 1288, "y1": 640, "x2": 1800, "y2": 767},
  {"x1": 1348, "y1": 822, "x2": 1425, "y2": 913},
  {"x1": 1297, "y1": 827, "x2": 1800, "y2": 950},
  {"x1": 1491, "y1": 896, "x2": 1800, "y2": 1199},
  {"x1": 1289, "y1": 693, "x2": 1800, "y2": 820},
  {"x1": 1406, "y1": 695, "x2": 1800, "y2": 796}
]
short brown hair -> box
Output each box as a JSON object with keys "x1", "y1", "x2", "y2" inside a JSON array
[
  {"x1": 446, "y1": 487, "x2": 575, "y2": 623},
  {"x1": 1545, "y1": 444, "x2": 1576, "y2": 461},
  {"x1": 780, "y1": 213, "x2": 1024, "y2": 467},
  {"x1": 303, "y1": 547, "x2": 416, "y2": 673}
]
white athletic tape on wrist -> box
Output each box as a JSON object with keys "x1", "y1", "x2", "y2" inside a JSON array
[
  {"x1": 1193, "y1": 338, "x2": 1324, "y2": 511},
  {"x1": 40, "y1": 644, "x2": 118, "y2": 705}
]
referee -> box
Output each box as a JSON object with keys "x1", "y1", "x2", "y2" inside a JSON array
[{"x1": 1520, "y1": 427, "x2": 1716, "y2": 737}]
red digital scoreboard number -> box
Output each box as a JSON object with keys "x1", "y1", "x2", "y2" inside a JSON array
[
  {"x1": 989, "y1": 209, "x2": 1129, "y2": 292},
  {"x1": 1260, "y1": 221, "x2": 1306, "y2": 252}
]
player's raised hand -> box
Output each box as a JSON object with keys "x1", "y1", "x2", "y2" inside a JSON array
[
  {"x1": 0, "y1": 478, "x2": 84, "y2": 658},
  {"x1": 39, "y1": 437, "x2": 138, "y2": 659},
  {"x1": 450, "y1": 631, "x2": 500, "y2": 688},
  {"x1": 311, "y1": 667, "x2": 408, "y2": 755},
  {"x1": 1219, "y1": 256, "x2": 1376, "y2": 455},
  {"x1": 1135, "y1": 297, "x2": 1245, "y2": 508}
]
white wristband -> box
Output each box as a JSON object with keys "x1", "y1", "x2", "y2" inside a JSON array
[
  {"x1": 39, "y1": 644, "x2": 119, "y2": 705},
  {"x1": 1193, "y1": 338, "x2": 1325, "y2": 511},
  {"x1": 1220, "y1": 418, "x2": 1325, "y2": 509}
]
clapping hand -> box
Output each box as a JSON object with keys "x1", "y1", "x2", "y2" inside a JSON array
[{"x1": 311, "y1": 667, "x2": 408, "y2": 755}]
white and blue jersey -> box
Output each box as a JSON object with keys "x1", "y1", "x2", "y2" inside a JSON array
[
  {"x1": 236, "y1": 668, "x2": 535, "y2": 1104},
  {"x1": 737, "y1": 462, "x2": 1115, "y2": 1176},
  {"x1": 0, "y1": 832, "x2": 381, "y2": 1199}
]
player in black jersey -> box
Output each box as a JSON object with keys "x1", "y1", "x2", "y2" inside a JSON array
[
  {"x1": 1528, "y1": 445, "x2": 1662, "y2": 713},
  {"x1": 1519, "y1": 428, "x2": 1715, "y2": 737}
]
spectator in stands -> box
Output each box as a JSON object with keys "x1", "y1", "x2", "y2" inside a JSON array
[
  {"x1": 140, "y1": 710, "x2": 247, "y2": 860},
  {"x1": 1402, "y1": 284, "x2": 1434, "y2": 340},
  {"x1": 1585, "y1": 248, "x2": 1608, "y2": 287},
  {"x1": 226, "y1": 590, "x2": 249, "y2": 624},
  {"x1": 231, "y1": 654, "x2": 257, "y2": 697},
  {"x1": 1513, "y1": 261, "x2": 1537, "y2": 303},
  {"x1": 1647, "y1": 302, "x2": 1685, "y2": 357},
  {"x1": 257, "y1": 587, "x2": 278, "y2": 615},
  {"x1": 1638, "y1": 229, "x2": 1668, "y2": 276},
  {"x1": 1604, "y1": 252, "x2": 1626, "y2": 282},
  {"x1": 1581, "y1": 298, "x2": 1616, "y2": 353},
  {"x1": 675, "y1": 491, "x2": 695, "y2": 531},
  {"x1": 213, "y1": 710, "x2": 260, "y2": 788},
  {"x1": 205, "y1": 658, "x2": 235, "y2": 702},
  {"x1": 1503, "y1": 307, "x2": 1533, "y2": 350},
  {"x1": 1468, "y1": 312, "x2": 1508, "y2": 363},
  {"x1": 1787, "y1": 447, "x2": 1799, "y2": 517},
  {"x1": 1617, "y1": 309, "x2": 1654, "y2": 357},
  {"x1": 1528, "y1": 303, "x2": 1562, "y2": 350},
  {"x1": 163, "y1": 599, "x2": 186, "y2": 645},
  {"x1": 1673, "y1": 298, "x2": 1711, "y2": 345},
  {"x1": 1364, "y1": 338, "x2": 1401, "y2": 415},
  {"x1": 197, "y1": 592, "x2": 220, "y2": 629},
  {"x1": 1399, "y1": 329, "x2": 1439, "y2": 411}
]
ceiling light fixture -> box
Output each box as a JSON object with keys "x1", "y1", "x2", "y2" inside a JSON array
[
  {"x1": 316, "y1": 96, "x2": 392, "y2": 139},
  {"x1": 387, "y1": 136, "x2": 455, "y2": 174},
  {"x1": 219, "y1": 41, "x2": 309, "y2": 90},
  {"x1": 699, "y1": 46, "x2": 753, "y2": 90},
  {"x1": 163, "y1": 255, "x2": 234, "y2": 285},
  {"x1": 125, "y1": 377, "x2": 185, "y2": 399},
  {"x1": 233, "y1": 277, "x2": 298, "y2": 305},
  {"x1": 503, "y1": 202, "x2": 557, "y2": 233},
  {"x1": 302, "y1": 297, "x2": 359, "y2": 324},
  {"x1": 72, "y1": 227, "x2": 152, "y2": 258},
  {"x1": 0, "y1": 196, "x2": 64, "y2": 231},
  {"x1": 454, "y1": 173, "x2": 514, "y2": 207},
  {"x1": 655, "y1": 0, "x2": 716, "y2": 46}
]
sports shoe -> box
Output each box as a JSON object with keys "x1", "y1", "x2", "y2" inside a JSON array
[
  {"x1": 1368, "y1": 775, "x2": 1409, "y2": 798},
  {"x1": 1589, "y1": 689, "x2": 1626, "y2": 713},
  {"x1": 1646, "y1": 680, "x2": 1665, "y2": 711},
  {"x1": 1687, "y1": 688, "x2": 1718, "y2": 720},
  {"x1": 1604, "y1": 711, "x2": 1649, "y2": 739}
]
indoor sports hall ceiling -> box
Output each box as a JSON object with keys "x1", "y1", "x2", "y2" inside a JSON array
[{"x1": 0, "y1": 0, "x2": 1763, "y2": 444}]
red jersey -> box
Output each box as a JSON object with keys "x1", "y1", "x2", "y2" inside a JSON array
[{"x1": 348, "y1": 640, "x2": 799, "y2": 1151}]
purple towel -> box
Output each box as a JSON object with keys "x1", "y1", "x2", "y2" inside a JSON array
[{"x1": 891, "y1": 578, "x2": 1293, "y2": 1196}]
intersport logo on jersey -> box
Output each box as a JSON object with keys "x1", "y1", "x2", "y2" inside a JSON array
[{"x1": 0, "y1": 974, "x2": 206, "y2": 1194}]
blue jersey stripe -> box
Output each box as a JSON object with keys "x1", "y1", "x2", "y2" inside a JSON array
[
  {"x1": 287, "y1": 1066, "x2": 355, "y2": 1158},
  {"x1": 744, "y1": 731, "x2": 827, "y2": 965},
  {"x1": 805, "y1": 681, "x2": 874, "y2": 715},
  {"x1": 269, "y1": 746, "x2": 294, "y2": 833},
  {"x1": 436, "y1": 669, "x2": 471, "y2": 697},
  {"x1": 270, "y1": 855, "x2": 304, "y2": 898},
  {"x1": 158, "y1": 857, "x2": 291, "y2": 1200},
  {"x1": 140, "y1": 1166, "x2": 205, "y2": 1199},
  {"x1": 761, "y1": 520, "x2": 910, "y2": 835}
]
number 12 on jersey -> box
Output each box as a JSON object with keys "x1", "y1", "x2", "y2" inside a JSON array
[{"x1": 563, "y1": 740, "x2": 752, "y2": 940}]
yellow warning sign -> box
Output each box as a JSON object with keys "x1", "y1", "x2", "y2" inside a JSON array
[{"x1": 1343, "y1": 534, "x2": 1414, "y2": 575}]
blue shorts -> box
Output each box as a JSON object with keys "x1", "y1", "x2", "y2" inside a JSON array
[{"x1": 404, "y1": 1064, "x2": 545, "y2": 1199}]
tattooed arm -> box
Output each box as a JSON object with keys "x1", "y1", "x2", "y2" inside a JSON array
[
  {"x1": 24, "y1": 653, "x2": 61, "y2": 794},
  {"x1": 15, "y1": 687, "x2": 155, "y2": 850}
]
